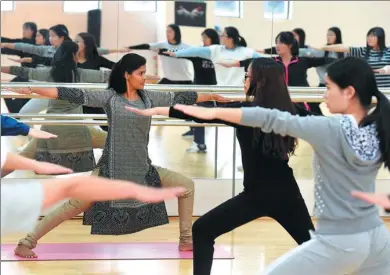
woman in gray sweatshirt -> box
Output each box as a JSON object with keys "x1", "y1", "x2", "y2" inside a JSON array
[{"x1": 171, "y1": 56, "x2": 390, "y2": 275}]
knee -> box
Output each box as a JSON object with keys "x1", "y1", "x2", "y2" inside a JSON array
[
  {"x1": 68, "y1": 199, "x2": 92, "y2": 211},
  {"x1": 192, "y1": 217, "x2": 210, "y2": 240},
  {"x1": 181, "y1": 178, "x2": 194, "y2": 198}
]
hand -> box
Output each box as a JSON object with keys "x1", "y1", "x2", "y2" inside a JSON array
[
  {"x1": 133, "y1": 186, "x2": 185, "y2": 203},
  {"x1": 145, "y1": 74, "x2": 160, "y2": 80},
  {"x1": 28, "y1": 128, "x2": 58, "y2": 139},
  {"x1": 7, "y1": 87, "x2": 32, "y2": 95},
  {"x1": 34, "y1": 161, "x2": 73, "y2": 175},
  {"x1": 125, "y1": 106, "x2": 158, "y2": 117},
  {"x1": 351, "y1": 191, "x2": 390, "y2": 209},
  {"x1": 211, "y1": 94, "x2": 233, "y2": 103},
  {"x1": 1, "y1": 43, "x2": 11, "y2": 48},
  {"x1": 216, "y1": 60, "x2": 238, "y2": 68},
  {"x1": 256, "y1": 49, "x2": 264, "y2": 53},
  {"x1": 8, "y1": 57, "x2": 22, "y2": 63},
  {"x1": 162, "y1": 51, "x2": 176, "y2": 57},
  {"x1": 373, "y1": 68, "x2": 386, "y2": 74},
  {"x1": 174, "y1": 104, "x2": 217, "y2": 120},
  {"x1": 118, "y1": 48, "x2": 131, "y2": 53}
]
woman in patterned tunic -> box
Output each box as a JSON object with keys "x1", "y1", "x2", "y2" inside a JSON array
[
  {"x1": 11, "y1": 53, "x2": 229, "y2": 258},
  {"x1": 1, "y1": 41, "x2": 109, "y2": 174}
]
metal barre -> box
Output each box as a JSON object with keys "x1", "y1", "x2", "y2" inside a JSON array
[
  {"x1": 1, "y1": 82, "x2": 390, "y2": 93},
  {"x1": 14, "y1": 119, "x2": 226, "y2": 127},
  {"x1": 5, "y1": 113, "x2": 171, "y2": 120}
]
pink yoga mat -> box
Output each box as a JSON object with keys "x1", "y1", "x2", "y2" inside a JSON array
[{"x1": 1, "y1": 242, "x2": 233, "y2": 261}]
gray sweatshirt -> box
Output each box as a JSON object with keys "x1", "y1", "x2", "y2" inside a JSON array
[
  {"x1": 240, "y1": 107, "x2": 383, "y2": 235},
  {"x1": 13, "y1": 43, "x2": 109, "y2": 57}
]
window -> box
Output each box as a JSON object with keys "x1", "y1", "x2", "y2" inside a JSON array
[
  {"x1": 124, "y1": 1, "x2": 157, "y2": 12},
  {"x1": 264, "y1": 1, "x2": 293, "y2": 20},
  {"x1": 63, "y1": 1, "x2": 100, "y2": 13},
  {"x1": 214, "y1": 1, "x2": 241, "y2": 17},
  {"x1": 1, "y1": 1, "x2": 14, "y2": 11}
]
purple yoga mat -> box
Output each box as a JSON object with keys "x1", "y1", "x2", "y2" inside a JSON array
[{"x1": 1, "y1": 242, "x2": 233, "y2": 261}]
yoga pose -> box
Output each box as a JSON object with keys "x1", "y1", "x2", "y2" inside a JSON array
[
  {"x1": 8, "y1": 53, "x2": 230, "y2": 258},
  {"x1": 126, "y1": 58, "x2": 315, "y2": 275},
  {"x1": 1, "y1": 147, "x2": 185, "y2": 236},
  {"x1": 171, "y1": 57, "x2": 390, "y2": 275}
]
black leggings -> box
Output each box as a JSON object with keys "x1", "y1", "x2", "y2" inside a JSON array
[{"x1": 192, "y1": 190, "x2": 314, "y2": 275}]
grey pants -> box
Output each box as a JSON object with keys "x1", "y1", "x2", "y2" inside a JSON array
[{"x1": 261, "y1": 225, "x2": 390, "y2": 275}]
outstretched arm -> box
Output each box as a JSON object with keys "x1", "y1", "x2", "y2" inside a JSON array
[
  {"x1": 172, "y1": 104, "x2": 339, "y2": 148},
  {"x1": 8, "y1": 86, "x2": 114, "y2": 108}
]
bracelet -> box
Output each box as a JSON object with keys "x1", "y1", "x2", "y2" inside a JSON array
[{"x1": 27, "y1": 86, "x2": 32, "y2": 95}]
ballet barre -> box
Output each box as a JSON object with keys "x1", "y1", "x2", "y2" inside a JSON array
[{"x1": 1, "y1": 82, "x2": 390, "y2": 94}]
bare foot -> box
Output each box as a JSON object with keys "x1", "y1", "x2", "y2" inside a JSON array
[
  {"x1": 14, "y1": 245, "x2": 37, "y2": 258},
  {"x1": 179, "y1": 242, "x2": 193, "y2": 251}
]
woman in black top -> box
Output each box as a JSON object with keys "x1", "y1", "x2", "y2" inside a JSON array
[
  {"x1": 74, "y1": 32, "x2": 115, "y2": 131},
  {"x1": 126, "y1": 58, "x2": 315, "y2": 275},
  {"x1": 221, "y1": 32, "x2": 336, "y2": 115},
  {"x1": 160, "y1": 28, "x2": 220, "y2": 152}
]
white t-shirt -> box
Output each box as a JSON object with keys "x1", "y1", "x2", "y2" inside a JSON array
[
  {"x1": 208, "y1": 45, "x2": 257, "y2": 86},
  {"x1": 1, "y1": 140, "x2": 43, "y2": 236},
  {"x1": 150, "y1": 41, "x2": 194, "y2": 81}
]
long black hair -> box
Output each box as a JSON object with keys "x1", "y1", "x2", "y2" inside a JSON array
[
  {"x1": 38, "y1": 29, "x2": 50, "y2": 45},
  {"x1": 167, "y1": 24, "x2": 181, "y2": 45},
  {"x1": 224, "y1": 26, "x2": 247, "y2": 47},
  {"x1": 292, "y1": 28, "x2": 306, "y2": 48},
  {"x1": 50, "y1": 40, "x2": 79, "y2": 83},
  {"x1": 365, "y1": 27, "x2": 386, "y2": 59},
  {"x1": 77, "y1": 32, "x2": 99, "y2": 63},
  {"x1": 276, "y1": 31, "x2": 299, "y2": 56},
  {"x1": 23, "y1": 22, "x2": 37, "y2": 41},
  {"x1": 247, "y1": 58, "x2": 297, "y2": 159},
  {"x1": 325, "y1": 27, "x2": 344, "y2": 59},
  {"x1": 202, "y1": 28, "x2": 220, "y2": 45},
  {"x1": 108, "y1": 53, "x2": 146, "y2": 94},
  {"x1": 327, "y1": 57, "x2": 390, "y2": 169}
]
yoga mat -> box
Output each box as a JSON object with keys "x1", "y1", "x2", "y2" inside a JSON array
[{"x1": 1, "y1": 242, "x2": 233, "y2": 261}]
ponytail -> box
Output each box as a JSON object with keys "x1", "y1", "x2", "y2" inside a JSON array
[
  {"x1": 370, "y1": 89, "x2": 390, "y2": 168},
  {"x1": 238, "y1": 35, "x2": 247, "y2": 47}
]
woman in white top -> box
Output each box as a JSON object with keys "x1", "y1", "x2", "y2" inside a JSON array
[
  {"x1": 128, "y1": 24, "x2": 194, "y2": 84},
  {"x1": 166, "y1": 26, "x2": 262, "y2": 85}
]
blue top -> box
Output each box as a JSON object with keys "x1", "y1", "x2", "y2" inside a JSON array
[{"x1": 1, "y1": 115, "x2": 30, "y2": 136}]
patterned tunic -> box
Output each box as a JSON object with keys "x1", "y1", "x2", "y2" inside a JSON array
[
  {"x1": 9, "y1": 66, "x2": 110, "y2": 172},
  {"x1": 57, "y1": 87, "x2": 197, "y2": 234}
]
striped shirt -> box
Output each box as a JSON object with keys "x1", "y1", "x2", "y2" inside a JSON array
[{"x1": 349, "y1": 47, "x2": 390, "y2": 88}]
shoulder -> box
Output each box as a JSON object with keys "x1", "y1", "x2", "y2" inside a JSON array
[{"x1": 339, "y1": 115, "x2": 380, "y2": 161}]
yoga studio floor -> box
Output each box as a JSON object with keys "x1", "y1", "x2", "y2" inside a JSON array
[{"x1": 2, "y1": 218, "x2": 390, "y2": 275}]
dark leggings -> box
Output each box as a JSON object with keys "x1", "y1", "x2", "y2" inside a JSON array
[{"x1": 192, "y1": 190, "x2": 314, "y2": 275}]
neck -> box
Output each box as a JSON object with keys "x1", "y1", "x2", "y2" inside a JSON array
[
  {"x1": 280, "y1": 53, "x2": 293, "y2": 62},
  {"x1": 347, "y1": 106, "x2": 368, "y2": 125},
  {"x1": 225, "y1": 43, "x2": 235, "y2": 49},
  {"x1": 78, "y1": 51, "x2": 86, "y2": 62},
  {"x1": 169, "y1": 39, "x2": 177, "y2": 45},
  {"x1": 124, "y1": 88, "x2": 139, "y2": 101},
  {"x1": 372, "y1": 45, "x2": 380, "y2": 51}
]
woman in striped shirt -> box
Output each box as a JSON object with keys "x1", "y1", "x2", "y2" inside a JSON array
[{"x1": 319, "y1": 27, "x2": 390, "y2": 88}]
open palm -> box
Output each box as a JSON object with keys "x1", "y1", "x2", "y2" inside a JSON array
[
  {"x1": 125, "y1": 106, "x2": 157, "y2": 117},
  {"x1": 351, "y1": 191, "x2": 390, "y2": 208},
  {"x1": 133, "y1": 186, "x2": 185, "y2": 203},
  {"x1": 28, "y1": 128, "x2": 58, "y2": 139}
]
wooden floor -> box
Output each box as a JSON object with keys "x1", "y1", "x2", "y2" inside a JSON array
[{"x1": 1, "y1": 218, "x2": 390, "y2": 275}]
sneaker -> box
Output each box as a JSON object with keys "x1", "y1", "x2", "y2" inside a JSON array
[
  {"x1": 182, "y1": 129, "x2": 194, "y2": 139},
  {"x1": 186, "y1": 142, "x2": 207, "y2": 153}
]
